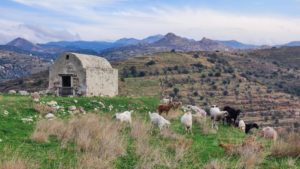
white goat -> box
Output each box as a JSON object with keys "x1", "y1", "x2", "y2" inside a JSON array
[
  {"x1": 148, "y1": 112, "x2": 170, "y2": 130},
  {"x1": 262, "y1": 127, "x2": 278, "y2": 141},
  {"x1": 186, "y1": 105, "x2": 207, "y2": 118},
  {"x1": 210, "y1": 105, "x2": 228, "y2": 130},
  {"x1": 115, "y1": 110, "x2": 133, "y2": 124},
  {"x1": 238, "y1": 120, "x2": 246, "y2": 132},
  {"x1": 181, "y1": 111, "x2": 193, "y2": 133}
]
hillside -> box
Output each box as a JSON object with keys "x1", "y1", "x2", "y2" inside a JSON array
[
  {"x1": 0, "y1": 50, "x2": 50, "y2": 81},
  {"x1": 2, "y1": 51, "x2": 300, "y2": 132},
  {"x1": 0, "y1": 94, "x2": 299, "y2": 169}
]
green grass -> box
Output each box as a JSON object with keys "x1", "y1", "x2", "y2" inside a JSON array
[{"x1": 0, "y1": 94, "x2": 299, "y2": 168}]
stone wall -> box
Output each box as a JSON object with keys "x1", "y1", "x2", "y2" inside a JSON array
[{"x1": 86, "y1": 68, "x2": 118, "y2": 96}]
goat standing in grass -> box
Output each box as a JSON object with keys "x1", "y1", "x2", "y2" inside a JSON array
[
  {"x1": 157, "y1": 102, "x2": 174, "y2": 116},
  {"x1": 115, "y1": 110, "x2": 133, "y2": 124},
  {"x1": 148, "y1": 112, "x2": 170, "y2": 130},
  {"x1": 181, "y1": 111, "x2": 193, "y2": 133},
  {"x1": 210, "y1": 105, "x2": 228, "y2": 130}
]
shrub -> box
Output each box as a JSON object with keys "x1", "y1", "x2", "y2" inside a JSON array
[
  {"x1": 271, "y1": 133, "x2": 300, "y2": 157},
  {"x1": 145, "y1": 60, "x2": 156, "y2": 66},
  {"x1": 31, "y1": 114, "x2": 126, "y2": 168}
]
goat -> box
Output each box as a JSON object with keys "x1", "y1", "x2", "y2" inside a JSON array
[
  {"x1": 186, "y1": 105, "x2": 207, "y2": 118},
  {"x1": 157, "y1": 102, "x2": 174, "y2": 116},
  {"x1": 181, "y1": 111, "x2": 193, "y2": 133},
  {"x1": 223, "y1": 106, "x2": 241, "y2": 125},
  {"x1": 115, "y1": 110, "x2": 133, "y2": 124},
  {"x1": 210, "y1": 105, "x2": 228, "y2": 130},
  {"x1": 262, "y1": 127, "x2": 278, "y2": 141},
  {"x1": 148, "y1": 112, "x2": 170, "y2": 130},
  {"x1": 238, "y1": 120, "x2": 246, "y2": 132},
  {"x1": 245, "y1": 123, "x2": 259, "y2": 134}
]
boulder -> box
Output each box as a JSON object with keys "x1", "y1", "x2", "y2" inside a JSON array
[
  {"x1": 47, "y1": 101, "x2": 58, "y2": 107},
  {"x1": 19, "y1": 90, "x2": 29, "y2": 96},
  {"x1": 8, "y1": 90, "x2": 16, "y2": 94},
  {"x1": 68, "y1": 105, "x2": 77, "y2": 111},
  {"x1": 45, "y1": 113, "x2": 55, "y2": 120}
]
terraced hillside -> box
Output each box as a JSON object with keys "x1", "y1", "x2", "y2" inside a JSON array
[
  {"x1": 115, "y1": 52, "x2": 300, "y2": 132},
  {"x1": 0, "y1": 50, "x2": 50, "y2": 81}
]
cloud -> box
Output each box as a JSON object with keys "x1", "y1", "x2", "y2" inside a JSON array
[
  {"x1": 4, "y1": 1, "x2": 300, "y2": 45},
  {"x1": 0, "y1": 19, "x2": 80, "y2": 44},
  {"x1": 69, "y1": 7, "x2": 300, "y2": 45}
]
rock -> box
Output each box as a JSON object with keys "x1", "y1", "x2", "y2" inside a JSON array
[
  {"x1": 19, "y1": 90, "x2": 29, "y2": 96},
  {"x1": 45, "y1": 113, "x2": 55, "y2": 120},
  {"x1": 0, "y1": 138, "x2": 2, "y2": 142},
  {"x1": 32, "y1": 92, "x2": 40, "y2": 102},
  {"x1": 3, "y1": 110, "x2": 9, "y2": 116},
  {"x1": 21, "y1": 117, "x2": 33, "y2": 123},
  {"x1": 79, "y1": 107, "x2": 86, "y2": 114},
  {"x1": 8, "y1": 90, "x2": 16, "y2": 94},
  {"x1": 47, "y1": 101, "x2": 58, "y2": 107},
  {"x1": 74, "y1": 99, "x2": 78, "y2": 103},
  {"x1": 68, "y1": 106, "x2": 77, "y2": 111}
]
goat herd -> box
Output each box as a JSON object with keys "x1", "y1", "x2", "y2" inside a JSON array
[{"x1": 114, "y1": 98, "x2": 278, "y2": 141}]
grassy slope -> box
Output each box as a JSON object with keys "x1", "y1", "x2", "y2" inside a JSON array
[{"x1": 0, "y1": 95, "x2": 299, "y2": 168}]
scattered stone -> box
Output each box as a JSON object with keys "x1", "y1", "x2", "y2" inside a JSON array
[
  {"x1": 79, "y1": 107, "x2": 86, "y2": 114},
  {"x1": 8, "y1": 90, "x2": 16, "y2": 94},
  {"x1": 31, "y1": 92, "x2": 40, "y2": 102},
  {"x1": 19, "y1": 90, "x2": 29, "y2": 96},
  {"x1": 74, "y1": 99, "x2": 78, "y2": 103},
  {"x1": 98, "y1": 101, "x2": 105, "y2": 108},
  {"x1": 3, "y1": 110, "x2": 9, "y2": 116},
  {"x1": 68, "y1": 105, "x2": 77, "y2": 111},
  {"x1": 45, "y1": 113, "x2": 55, "y2": 120},
  {"x1": 21, "y1": 117, "x2": 33, "y2": 123},
  {"x1": 109, "y1": 105, "x2": 113, "y2": 111},
  {"x1": 47, "y1": 101, "x2": 58, "y2": 107}
]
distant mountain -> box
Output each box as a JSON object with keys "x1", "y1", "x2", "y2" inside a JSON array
[
  {"x1": 141, "y1": 34, "x2": 164, "y2": 43},
  {"x1": 100, "y1": 33, "x2": 232, "y2": 60},
  {"x1": 281, "y1": 41, "x2": 300, "y2": 47},
  {"x1": 6, "y1": 37, "x2": 41, "y2": 51},
  {"x1": 42, "y1": 41, "x2": 113, "y2": 52},
  {"x1": 219, "y1": 40, "x2": 258, "y2": 49}
]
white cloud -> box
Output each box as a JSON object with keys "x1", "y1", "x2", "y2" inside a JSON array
[
  {"x1": 0, "y1": 19, "x2": 80, "y2": 44},
  {"x1": 69, "y1": 7, "x2": 300, "y2": 45},
  {"x1": 4, "y1": 2, "x2": 300, "y2": 45}
]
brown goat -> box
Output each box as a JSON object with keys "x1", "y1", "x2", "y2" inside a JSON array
[{"x1": 157, "y1": 103, "x2": 174, "y2": 116}]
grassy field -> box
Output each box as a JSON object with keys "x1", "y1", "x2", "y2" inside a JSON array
[{"x1": 0, "y1": 94, "x2": 299, "y2": 169}]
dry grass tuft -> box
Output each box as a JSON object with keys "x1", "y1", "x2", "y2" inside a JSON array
[
  {"x1": 130, "y1": 119, "x2": 191, "y2": 169},
  {"x1": 0, "y1": 148, "x2": 38, "y2": 169},
  {"x1": 194, "y1": 117, "x2": 217, "y2": 135},
  {"x1": 32, "y1": 103, "x2": 55, "y2": 116},
  {"x1": 31, "y1": 114, "x2": 125, "y2": 169},
  {"x1": 271, "y1": 132, "x2": 300, "y2": 157},
  {"x1": 0, "y1": 159, "x2": 29, "y2": 169},
  {"x1": 219, "y1": 136, "x2": 265, "y2": 169},
  {"x1": 204, "y1": 159, "x2": 228, "y2": 169},
  {"x1": 166, "y1": 109, "x2": 183, "y2": 120},
  {"x1": 219, "y1": 136, "x2": 263, "y2": 155}
]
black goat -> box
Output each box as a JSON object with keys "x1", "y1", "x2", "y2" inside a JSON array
[
  {"x1": 245, "y1": 123, "x2": 259, "y2": 134},
  {"x1": 223, "y1": 106, "x2": 241, "y2": 125}
]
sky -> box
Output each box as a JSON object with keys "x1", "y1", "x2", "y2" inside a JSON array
[{"x1": 1, "y1": 0, "x2": 300, "y2": 45}]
